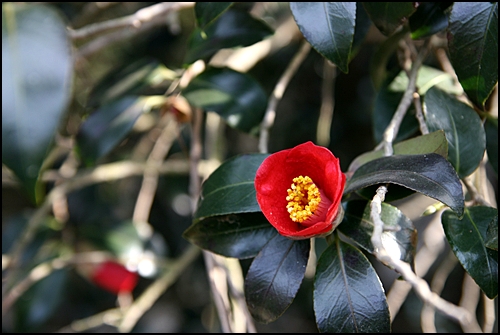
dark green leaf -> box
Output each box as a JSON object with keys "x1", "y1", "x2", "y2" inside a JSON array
[
  {"x1": 314, "y1": 237, "x2": 390, "y2": 333},
  {"x1": 245, "y1": 234, "x2": 310, "y2": 323},
  {"x1": 76, "y1": 97, "x2": 146, "y2": 165},
  {"x1": 485, "y1": 215, "x2": 498, "y2": 251},
  {"x1": 2, "y1": 3, "x2": 72, "y2": 203},
  {"x1": 183, "y1": 212, "x2": 277, "y2": 259},
  {"x1": 442, "y1": 206, "x2": 498, "y2": 299},
  {"x1": 345, "y1": 153, "x2": 464, "y2": 216},
  {"x1": 194, "y1": 153, "x2": 268, "y2": 221},
  {"x1": 485, "y1": 117, "x2": 498, "y2": 175},
  {"x1": 339, "y1": 200, "x2": 416, "y2": 268},
  {"x1": 409, "y1": 2, "x2": 451, "y2": 39},
  {"x1": 348, "y1": 130, "x2": 448, "y2": 173},
  {"x1": 447, "y1": 2, "x2": 498, "y2": 109},
  {"x1": 195, "y1": 2, "x2": 233, "y2": 31},
  {"x1": 185, "y1": 9, "x2": 273, "y2": 64},
  {"x1": 183, "y1": 67, "x2": 267, "y2": 134},
  {"x1": 424, "y1": 86, "x2": 486, "y2": 178},
  {"x1": 351, "y1": 3, "x2": 372, "y2": 56},
  {"x1": 290, "y1": 2, "x2": 356, "y2": 73},
  {"x1": 363, "y1": 2, "x2": 418, "y2": 36}
]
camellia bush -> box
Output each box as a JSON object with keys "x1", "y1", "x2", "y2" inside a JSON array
[{"x1": 2, "y1": 2, "x2": 498, "y2": 333}]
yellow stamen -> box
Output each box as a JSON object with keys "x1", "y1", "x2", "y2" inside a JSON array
[{"x1": 286, "y1": 175, "x2": 321, "y2": 223}]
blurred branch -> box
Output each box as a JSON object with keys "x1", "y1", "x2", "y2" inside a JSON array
[
  {"x1": 376, "y1": 40, "x2": 430, "y2": 156},
  {"x1": 132, "y1": 114, "x2": 179, "y2": 237},
  {"x1": 370, "y1": 186, "x2": 481, "y2": 332},
  {"x1": 71, "y1": 2, "x2": 195, "y2": 59},
  {"x1": 316, "y1": 59, "x2": 336, "y2": 147},
  {"x1": 259, "y1": 40, "x2": 311, "y2": 154}
]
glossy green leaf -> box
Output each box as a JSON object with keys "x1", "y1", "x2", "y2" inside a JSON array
[
  {"x1": 351, "y1": 3, "x2": 372, "y2": 56},
  {"x1": 185, "y1": 9, "x2": 273, "y2": 64},
  {"x1": 442, "y1": 206, "x2": 498, "y2": 299},
  {"x1": 194, "y1": 153, "x2": 268, "y2": 221},
  {"x1": 245, "y1": 234, "x2": 310, "y2": 323},
  {"x1": 409, "y1": 2, "x2": 451, "y2": 39},
  {"x1": 447, "y1": 2, "x2": 498, "y2": 109},
  {"x1": 290, "y1": 2, "x2": 356, "y2": 73},
  {"x1": 183, "y1": 212, "x2": 277, "y2": 259},
  {"x1": 372, "y1": 71, "x2": 419, "y2": 143},
  {"x1": 2, "y1": 3, "x2": 72, "y2": 203},
  {"x1": 87, "y1": 57, "x2": 175, "y2": 108},
  {"x1": 424, "y1": 86, "x2": 486, "y2": 178},
  {"x1": 348, "y1": 130, "x2": 448, "y2": 173},
  {"x1": 195, "y1": 2, "x2": 233, "y2": 31},
  {"x1": 183, "y1": 67, "x2": 267, "y2": 134},
  {"x1": 345, "y1": 153, "x2": 464, "y2": 216},
  {"x1": 363, "y1": 2, "x2": 418, "y2": 36},
  {"x1": 485, "y1": 117, "x2": 498, "y2": 175},
  {"x1": 339, "y1": 200, "x2": 416, "y2": 268},
  {"x1": 485, "y1": 215, "x2": 498, "y2": 251},
  {"x1": 76, "y1": 96, "x2": 146, "y2": 165},
  {"x1": 314, "y1": 237, "x2": 390, "y2": 333}
]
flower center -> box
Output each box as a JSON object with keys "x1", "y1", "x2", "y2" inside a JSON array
[{"x1": 286, "y1": 175, "x2": 321, "y2": 223}]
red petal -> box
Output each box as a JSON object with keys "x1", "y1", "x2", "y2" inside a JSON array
[{"x1": 91, "y1": 261, "x2": 138, "y2": 294}]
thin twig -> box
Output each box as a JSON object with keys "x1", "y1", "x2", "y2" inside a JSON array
[
  {"x1": 462, "y1": 176, "x2": 492, "y2": 207},
  {"x1": 316, "y1": 59, "x2": 336, "y2": 147},
  {"x1": 73, "y1": 2, "x2": 195, "y2": 58},
  {"x1": 259, "y1": 41, "x2": 311, "y2": 153},
  {"x1": 377, "y1": 40, "x2": 430, "y2": 156},
  {"x1": 413, "y1": 91, "x2": 429, "y2": 135},
  {"x1": 370, "y1": 186, "x2": 481, "y2": 332}
]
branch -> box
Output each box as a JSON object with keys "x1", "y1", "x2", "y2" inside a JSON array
[
  {"x1": 259, "y1": 41, "x2": 311, "y2": 154},
  {"x1": 376, "y1": 40, "x2": 430, "y2": 156},
  {"x1": 316, "y1": 59, "x2": 336, "y2": 147},
  {"x1": 370, "y1": 186, "x2": 481, "y2": 332},
  {"x1": 72, "y1": 2, "x2": 195, "y2": 58}
]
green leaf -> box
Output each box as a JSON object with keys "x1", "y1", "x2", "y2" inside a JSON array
[
  {"x1": 194, "y1": 153, "x2": 268, "y2": 221},
  {"x1": 447, "y1": 2, "x2": 498, "y2": 109},
  {"x1": 348, "y1": 130, "x2": 448, "y2": 173},
  {"x1": 485, "y1": 215, "x2": 498, "y2": 251},
  {"x1": 345, "y1": 153, "x2": 464, "y2": 216},
  {"x1": 183, "y1": 67, "x2": 267, "y2": 134},
  {"x1": 388, "y1": 65, "x2": 463, "y2": 96},
  {"x1": 183, "y1": 212, "x2": 277, "y2": 259},
  {"x1": 245, "y1": 234, "x2": 310, "y2": 323},
  {"x1": 185, "y1": 8, "x2": 273, "y2": 64},
  {"x1": 2, "y1": 3, "x2": 72, "y2": 203},
  {"x1": 339, "y1": 200, "x2": 416, "y2": 268},
  {"x1": 290, "y1": 2, "x2": 356, "y2": 73},
  {"x1": 409, "y1": 2, "x2": 451, "y2": 39},
  {"x1": 485, "y1": 117, "x2": 498, "y2": 175},
  {"x1": 76, "y1": 96, "x2": 147, "y2": 165},
  {"x1": 363, "y1": 2, "x2": 418, "y2": 36},
  {"x1": 314, "y1": 237, "x2": 390, "y2": 332},
  {"x1": 442, "y1": 206, "x2": 498, "y2": 299},
  {"x1": 423, "y1": 86, "x2": 486, "y2": 178},
  {"x1": 195, "y1": 2, "x2": 233, "y2": 31}
]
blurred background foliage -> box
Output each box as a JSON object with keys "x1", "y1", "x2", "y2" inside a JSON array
[{"x1": 2, "y1": 2, "x2": 498, "y2": 333}]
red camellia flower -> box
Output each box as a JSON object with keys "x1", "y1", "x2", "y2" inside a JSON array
[
  {"x1": 255, "y1": 141, "x2": 346, "y2": 240},
  {"x1": 91, "y1": 261, "x2": 138, "y2": 295}
]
